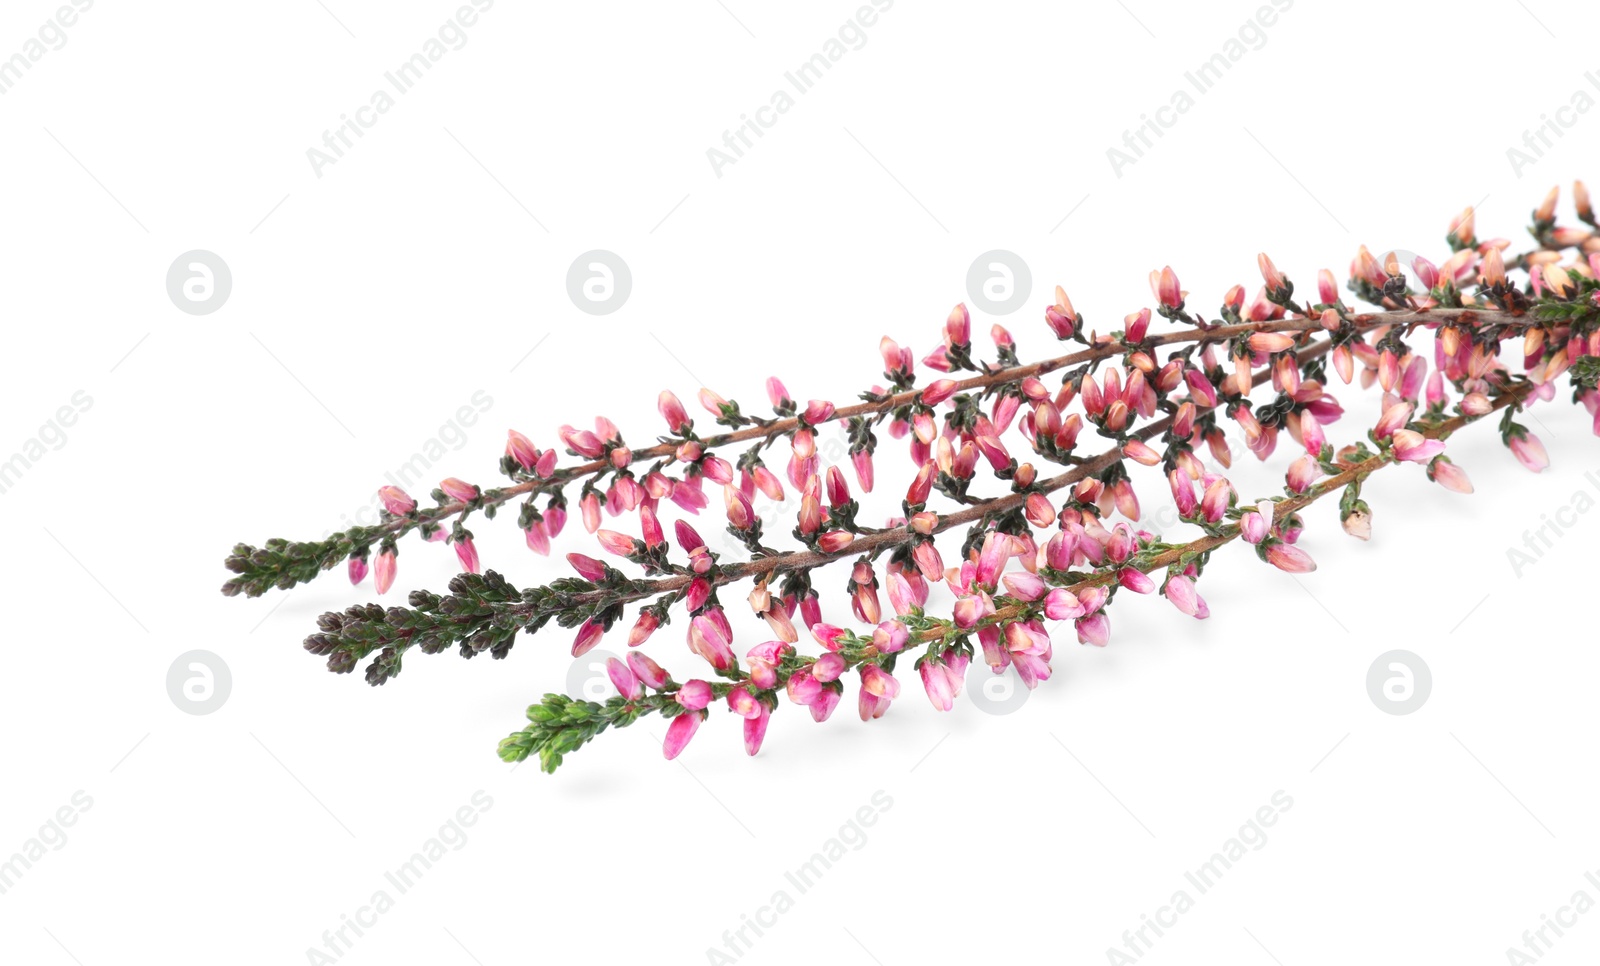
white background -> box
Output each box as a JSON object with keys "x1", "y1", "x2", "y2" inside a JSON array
[{"x1": 3, "y1": 1, "x2": 1598, "y2": 963}]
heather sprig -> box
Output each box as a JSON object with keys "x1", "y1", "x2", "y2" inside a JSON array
[{"x1": 227, "y1": 187, "x2": 1600, "y2": 773}]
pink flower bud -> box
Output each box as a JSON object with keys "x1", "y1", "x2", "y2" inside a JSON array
[
  {"x1": 566, "y1": 552, "x2": 606, "y2": 582},
  {"x1": 1391, "y1": 428, "x2": 1445, "y2": 464},
  {"x1": 439, "y1": 478, "x2": 479, "y2": 503},
  {"x1": 1043, "y1": 588, "x2": 1084, "y2": 620},
  {"x1": 851, "y1": 448, "x2": 875, "y2": 493},
  {"x1": 373, "y1": 549, "x2": 397, "y2": 594},
  {"x1": 811, "y1": 623, "x2": 847, "y2": 651},
  {"x1": 1240, "y1": 510, "x2": 1267, "y2": 544},
  {"x1": 1118, "y1": 568, "x2": 1155, "y2": 594},
  {"x1": 378, "y1": 485, "x2": 416, "y2": 516},
  {"x1": 571, "y1": 619, "x2": 604, "y2": 657},
  {"x1": 506, "y1": 431, "x2": 539, "y2": 471},
  {"x1": 1509, "y1": 432, "x2": 1549, "y2": 473},
  {"x1": 1122, "y1": 439, "x2": 1162, "y2": 466},
  {"x1": 1249, "y1": 332, "x2": 1296, "y2": 354},
  {"x1": 524, "y1": 520, "x2": 551, "y2": 556},
  {"x1": 1075, "y1": 613, "x2": 1110, "y2": 647},
  {"x1": 1429, "y1": 457, "x2": 1474, "y2": 494},
  {"x1": 1165, "y1": 575, "x2": 1201, "y2": 617},
  {"x1": 744, "y1": 704, "x2": 771, "y2": 756},
  {"x1": 726, "y1": 686, "x2": 762, "y2": 720},
  {"x1": 1126, "y1": 307, "x2": 1153, "y2": 342},
  {"x1": 818, "y1": 530, "x2": 856, "y2": 553},
  {"x1": 1151, "y1": 266, "x2": 1182, "y2": 310},
  {"x1": 658, "y1": 391, "x2": 690, "y2": 433},
  {"x1": 766, "y1": 377, "x2": 791, "y2": 409},
  {"x1": 946, "y1": 303, "x2": 971, "y2": 346},
  {"x1": 922, "y1": 379, "x2": 959, "y2": 406},
  {"x1": 596, "y1": 529, "x2": 636, "y2": 557},
  {"x1": 1265, "y1": 543, "x2": 1317, "y2": 573},
  {"x1": 1257, "y1": 253, "x2": 1287, "y2": 292},
  {"x1": 454, "y1": 536, "x2": 480, "y2": 574},
  {"x1": 662, "y1": 710, "x2": 701, "y2": 760},
  {"x1": 787, "y1": 669, "x2": 822, "y2": 706},
  {"x1": 348, "y1": 555, "x2": 368, "y2": 586},
  {"x1": 606, "y1": 657, "x2": 642, "y2": 701},
  {"x1": 1002, "y1": 571, "x2": 1047, "y2": 601}
]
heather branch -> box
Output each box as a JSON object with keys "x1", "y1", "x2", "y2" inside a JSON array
[
  {"x1": 222, "y1": 306, "x2": 1520, "y2": 599},
  {"x1": 498, "y1": 379, "x2": 1537, "y2": 773}
]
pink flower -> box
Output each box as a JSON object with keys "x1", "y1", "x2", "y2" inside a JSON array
[
  {"x1": 1429, "y1": 458, "x2": 1474, "y2": 494},
  {"x1": 1043, "y1": 588, "x2": 1085, "y2": 620},
  {"x1": 1165, "y1": 575, "x2": 1204, "y2": 618},
  {"x1": 453, "y1": 536, "x2": 480, "y2": 574},
  {"x1": 1126, "y1": 307, "x2": 1153, "y2": 342},
  {"x1": 1265, "y1": 543, "x2": 1317, "y2": 573},
  {"x1": 743, "y1": 704, "x2": 770, "y2": 756},
  {"x1": 676, "y1": 679, "x2": 713, "y2": 711},
  {"x1": 658, "y1": 391, "x2": 690, "y2": 433},
  {"x1": 813, "y1": 652, "x2": 846, "y2": 682},
  {"x1": 946, "y1": 303, "x2": 971, "y2": 346},
  {"x1": 1258, "y1": 252, "x2": 1287, "y2": 292},
  {"x1": 606, "y1": 657, "x2": 642, "y2": 701},
  {"x1": 440, "y1": 478, "x2": 479, "y2": 503},
  {"x1": 378, "y1": 485, "x2": 416, "y2": 516},
  {"x1": 689, "y1": 616, "x2": 736, "y2": 671},
  {"x1": 922, "y1": 379, "x2": 959, "y2": 406},
  {"x1": 1075, "y1": 613, "x2": 1110, "y2": 647},
  {"x1": 1002, "y1": 571, "x2": 1047, "y2": 601},
  {"x1": 347, "y1": 555, "x2": 367, "y2": 586},
  {"x1": 851, "y1": 448, "x2": 875, "y2": 492},
  {"x1": 506, "y1": 430, "x2": 539, "y2": 471},
  {"x1": 1390, "y1": 429, "x2": 1445, "y2": 464},
  {"x1": 524, "y1": 520, "x2": 551, "y2": 555},
  {"x1": 1509, "y1": 432, "x2": 1549, "y2": 473},
  {"x1": 571, "y1": 619, "x2": 603, "y2": 657},
  {"x1": 766, "y1": 376, "x2": 791, "y2": 409},
  {"x1": 1151, "y1": 266, "x2": 1182, "y2": 310},
  {"x1": 596, "y1": 529, "x2": 636, "y2": 557},
  {"x1": 373, "y1": 549, "x2": 397, "y2": 595},
  {"x1": 726, "y1": 687, "x2": 763, "y2": 720},
  {"x1": 626, "y1": 651, "x2": 668, "y2": 690},
  {"x1": 1118, "y1": 568, "x2": 1155, "y2": 594},
  {"x1": 662, "y1": 711, "x2": 702, "y2": 760}
]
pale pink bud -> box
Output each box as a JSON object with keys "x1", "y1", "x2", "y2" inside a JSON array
[
  {"x1": 1043, "y1": 588, "x2": 1084, "y2": 620},
  {"x1": 1248, "y1": 332, "x2": 1295, "y2": 354},
  {"x1": 1240, "y1": 510, "x2": 1267, "y2": 544},
  {"x1": 1122, "y1": 439, "x2": 1162, "y2": 466},
  {"x1": 440, "y1": 477, "x2": 479, "y2": 503},
  {"x1": 1075, "y1": 613, "x2": 1110, "y2": 647},
  {"x1": 378, "y1": 485, "x2": 416, "y2": 516},
  {"x1": 1509, "y1": 432, "x2": 1549, "y2": 473},
  {"x1": 818, "y1": 530, "x2": 855, "y2": 553},
  {"x1": 453, "y1": 536, "x2": 480, "y2": 574},
  {"x1": 811, "y1": 622, "x2": 847, "y2": 651},
  {"x1": 373, "y1": 549, "x2": 397, "y2": 594},
  {"x1": 1429, "y1": 458, "x2": 1474, "y2": 494},
  {"x1": 596, "y1": 529, "x2": 636, "y2": 557},
  {"x1": 524, "y1": 520, "x2": 551, "y2": 556},
  {"x1": 1286, "y1": 455, "x2": 1320, "y2": 493},
  {"x1": 1002, "y1": 571, "x2": 1046, "y2": 601},
  {"x1": 505, "y1": 431, "x2": 539, "y2": 471},
  {"x1": 1265, "y1": 543, "x2": 1317, "y2": 573},
  {"x1": 1391, "y1": 428, "x2": 1445, "y2": 464},
  {"x1": 1257, "y1": 252, "x2": 1287, "y2": 292},
  {"x1": 1165, "y1": 575, "x2": 1201, "y2": 617}
]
